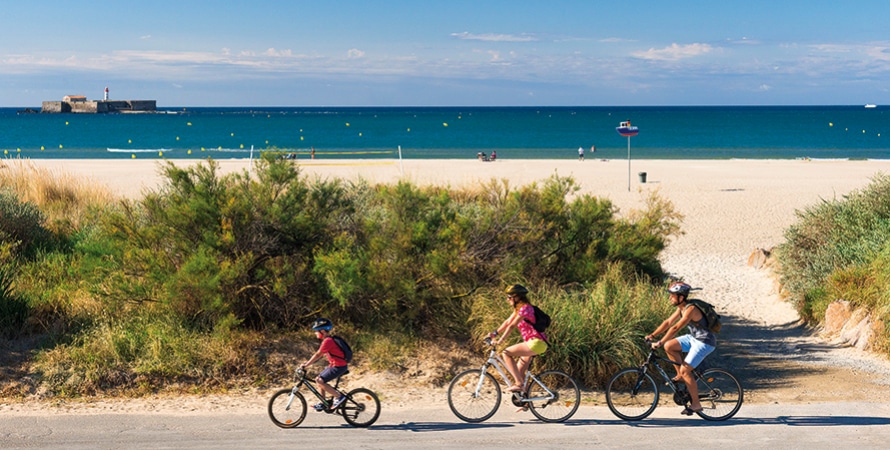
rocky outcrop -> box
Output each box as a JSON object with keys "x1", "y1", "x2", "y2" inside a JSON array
[
  {"x1": 747, "y1": 247, "x2": 773, "y2": 270},
  {"x1": 822, "y1": 300, "x2": 882, "y2": 350}
]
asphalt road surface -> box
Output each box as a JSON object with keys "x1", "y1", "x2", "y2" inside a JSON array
[{"x1": 3, "y1": 403, "x2": 890, "y2": 449}]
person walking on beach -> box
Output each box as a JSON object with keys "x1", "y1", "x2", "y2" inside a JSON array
[
  {"x1": 489, "y1": 284, "x2": 548, "y2": 393},
  {"x1": 311, "y1": 147, "x2": 316, "y2": 159},
  {"x1": 300, "y1": 318, "x2": 350, "y2": 411},
  {"x1": 645, "y1": 282, "x2": 716, "y2": 416},
  {"x1": 578, "y1": 146, "x2": 584, "y2": 161}
]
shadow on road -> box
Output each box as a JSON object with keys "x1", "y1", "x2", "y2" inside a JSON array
[
  {"x1": 695, "y1": 315, "x2": 833, "y2": 393},
  {"x1": 564, "y1": 414, "x2": 890, "y2": 428},
  {"x1": 369, "y1": 421, "x2": 514, "y2": 432}
]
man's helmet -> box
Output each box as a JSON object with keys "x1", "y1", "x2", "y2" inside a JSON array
[
  {"x1": 505, "y1": 284, "x2": 529, "y2": 295},
  {"x1": 667, "y1": 282, "x2": 691, "y2": 297},
  {"x1": 311, "y1": 318, "x2": 333, "y2": 331}
]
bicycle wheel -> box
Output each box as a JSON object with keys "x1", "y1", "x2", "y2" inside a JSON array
[
  {"x1": 268, "y1": 388, "x2": 307, "y2": 428},
  {"x1": 341, "y1": 387, "x2": 381, "y2": 427},
  {"x1": 447, "y1": 369, "x2": 502, "y2": 423},
  {"x1": 526, "y1": 370, "x2": 580, "y2": 423},
  {"x1": 605, "y1": 368, "x2": 659, "y2": 421},
  {"x1": 695, "y1": 368, "x2": 743, "y2": 421}
]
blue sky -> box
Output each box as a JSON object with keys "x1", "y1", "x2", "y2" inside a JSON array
[{"x1": 4, "y1": 1, "x2": 890, "y2": 106}]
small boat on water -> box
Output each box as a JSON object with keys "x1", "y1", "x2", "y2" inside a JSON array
[
  {"x1": 616, "y1": 120, "x2": 639, "y2": 137},
  {"x1": 865, "y1": 104, "x2": 877, "y2": 108}
]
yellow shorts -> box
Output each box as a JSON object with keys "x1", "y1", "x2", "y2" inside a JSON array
[{"x1": 527, "y1": 338, "x2": 548, "y2": 355}]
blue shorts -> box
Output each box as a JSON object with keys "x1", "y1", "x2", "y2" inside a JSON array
[
  {"x1": 675, "y1": 335, "x2": 715, "y2": 368},
  {"x1": 318, "y1": 365, "x2": 349, "y2": 382}
]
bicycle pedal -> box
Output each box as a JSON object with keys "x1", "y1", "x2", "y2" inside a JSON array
[{"x1": 516, "y1": 406, "x2": 529, "y2": 413}]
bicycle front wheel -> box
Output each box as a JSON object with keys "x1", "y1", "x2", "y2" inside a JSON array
[
  {"x1": 695, "y1": 368, "x2": 743, "y2": 421},
  {"x1": 527, "y1": 370, "x2": 580, "y2": 423},
  {"x1": 341, "y1": 387, "x2": 381, "y2": 427},
  {"x1": 447, "y1": 369, "x2": 501, "y2": 423},
  {"x1": 268, "y1": 388, "x2": 307, "y2": 428},
  {"x1": 605, "y1": 368, "x2": 659, "y2": 421}
]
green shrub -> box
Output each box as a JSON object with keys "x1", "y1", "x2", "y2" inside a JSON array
[
  {"x1": 0, "y1": 188, "x2": 51, "y2": 256},
  {"x1": 775, "y1": 174, "x2": 890, "y2": 357}
]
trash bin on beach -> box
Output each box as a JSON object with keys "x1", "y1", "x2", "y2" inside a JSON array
[{"x1": 638, "y1": 172, "x2": 647, "y2": 183}]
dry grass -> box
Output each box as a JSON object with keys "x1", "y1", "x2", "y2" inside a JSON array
[{"x1": 0, "y1": 159, "x2": 117, "y2": 231}]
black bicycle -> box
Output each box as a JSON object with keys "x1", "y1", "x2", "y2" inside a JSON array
[
  {"x1": 605, "y1": 339, "x2": 743, "y2": 421},
  {"x1": 268, "y1": 367, "x2": 381, "y2": 428}
]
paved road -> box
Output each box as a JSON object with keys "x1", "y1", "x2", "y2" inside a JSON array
[{"x1": 4, "y1": 403, "x2": 890, "y2": 449}]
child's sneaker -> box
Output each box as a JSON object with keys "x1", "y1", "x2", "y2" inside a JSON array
[{"x1": 332, "y1": 395, "x2": 347, "y2": 409}]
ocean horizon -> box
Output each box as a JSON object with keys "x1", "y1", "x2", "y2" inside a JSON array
[{"x1": 2, "y1": 105, "x2": 888, "y2": 160}]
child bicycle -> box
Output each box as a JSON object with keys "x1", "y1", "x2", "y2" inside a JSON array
[
  {"x1": 605, "y1": 338, "x2": 743, "y2": 421},
  {"x1": 268, "y1": 367, "x2": 381, "y2": 428},
  {"x1": 447, "y1": 337, "x2": 580, "y2": 423}
]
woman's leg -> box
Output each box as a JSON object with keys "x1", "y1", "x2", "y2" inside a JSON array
[{"x1": 503, "y1": 343, "x2": 537, "y2": 390}]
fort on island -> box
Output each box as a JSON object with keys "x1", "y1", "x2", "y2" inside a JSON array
[{"x1": 41, "y1": 87, "x2": 156, "y2": 114}]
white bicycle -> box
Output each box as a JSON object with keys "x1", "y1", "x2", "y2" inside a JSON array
[{"x1": 447, "y1": 337, "x2": 580, "y2": 423}]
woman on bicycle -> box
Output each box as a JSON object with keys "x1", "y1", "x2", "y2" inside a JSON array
[
  {"x1": 489, "y1": 284, "x2": 548, "y2": 393},
  {"x1": 646, "y1": 281, "x2": 716, "y2": 416}
]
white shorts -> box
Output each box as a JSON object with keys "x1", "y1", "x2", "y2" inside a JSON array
[{"x1": 676, "y1": 334, "x2": 715, "y2": 368}]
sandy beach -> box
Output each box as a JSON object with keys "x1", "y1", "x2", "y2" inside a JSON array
[{"x1": 6, "y1": 157, "x2": 890, "y2": 414}]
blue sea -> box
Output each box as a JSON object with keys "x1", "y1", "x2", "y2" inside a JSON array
[{"x1": 1, "y1": 106, "x2": 888, "y2": 160}]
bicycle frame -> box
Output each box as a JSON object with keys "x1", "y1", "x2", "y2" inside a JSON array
[
  {"x1": 635, "y1": 344, "x2": 715, "y2": 405},
  {"x1": 475, "y1": 338, "x2": 557, "y2": 404},
  {"x1": 285, "y1": 368, "x2": 345, "y2": 413}
]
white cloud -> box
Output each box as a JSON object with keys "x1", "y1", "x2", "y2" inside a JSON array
[
  {"x1": 263, "y1": 48, "x2": 293, "y2": 57},
  {"x1": 347, "y1": 48, "x2": 365, "y2": 59},
  {"x1": 632, "y1": 43, "x2": 714, "y2": 61},
  {"x1": 450, "y1": 32, "x2": 537, "y2": 43}
]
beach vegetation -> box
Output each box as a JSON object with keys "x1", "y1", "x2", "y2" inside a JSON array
[
  {"x1": 776, "y1": 174, "x2": 890, "y2": 353},
  {"x1": 1, "y1": 156, "x2": 683, "y2": 397}
]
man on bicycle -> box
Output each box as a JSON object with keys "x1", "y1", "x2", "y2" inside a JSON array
[
  {"x1": 645, "y1": 282, "x2": 716, "y2": 416},
  {"x1": 300, "y1": 318, "x2": 349, "y2": 411}
]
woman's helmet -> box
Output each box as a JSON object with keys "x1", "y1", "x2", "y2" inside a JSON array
[
  {"x1": 667, "y1": 282, "x2": 691, "y2": 297},
  {"x1": 505, "y1": 284, "x2": 529, "y2": 295},
  {"x1": 311, "y1": 318, "x2": 333, "y2": 331}
]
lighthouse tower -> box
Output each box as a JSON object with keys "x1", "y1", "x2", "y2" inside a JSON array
[{"x1": 104, "y1": 87, "x2": 109, "y2": 101}]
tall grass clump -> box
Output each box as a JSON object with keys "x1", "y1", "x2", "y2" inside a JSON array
[{"x1": 775, "y1": 174, "x2": 890, "y2": 354}]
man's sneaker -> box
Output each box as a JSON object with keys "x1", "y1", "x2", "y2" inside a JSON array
[
  {"x1": 313, "y1": 402, "x2": 327, "y2": 412},
  {"x1": 332, "y1": 395, "x2": 347, "y2": 409}
]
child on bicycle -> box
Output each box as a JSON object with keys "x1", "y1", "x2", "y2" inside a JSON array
[
  {"x1": 646, "y1": 281, "x2": 716, "y2": 416},
  {"x1": 489, "y1": 284, "x2": 548, "y2": 393},
  {"x1": 300, "y1": 318, "x2": 349, "y2": 411}
]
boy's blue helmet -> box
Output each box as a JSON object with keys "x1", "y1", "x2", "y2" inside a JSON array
[{"x1": 311, "y1": 318, "x2": 333, "y2": 331}]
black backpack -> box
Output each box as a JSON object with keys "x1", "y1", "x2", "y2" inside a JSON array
[
  {"x1": 524, "y1": 305, "x2": 551, "y2": 333},
  {"x1": 687, "y1": 299, "x2": 722, "y2": 333},
  {"x1": 330, "y1": 335, "x2": 353, "y2": 363}
]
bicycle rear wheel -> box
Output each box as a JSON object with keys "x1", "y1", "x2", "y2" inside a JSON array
[
  {"x1": 695, "y1": 368, "x2": 743, "y2": 421},
  {"x1": 268, "y1": 388, "x2": 307, "y2": 428},
  {"x1": 341, "y1": 387, "x2": 381, "y2": 427},
  {"x1": 527, "y1": 370, "x2": 580, "y2": 423},
  {"x1": 447, "y1": 369, "x2": 501, "y2": 423},
  {"x1": 605, "y1": 368, "x2": 659, "y2": 421}
]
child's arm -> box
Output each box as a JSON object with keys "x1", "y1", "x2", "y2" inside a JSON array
[{"x1": 301, "y1": 347, "x2": 324, "y2": 368}]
